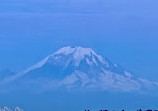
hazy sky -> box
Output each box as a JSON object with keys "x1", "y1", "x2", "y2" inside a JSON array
[{"x1": 0, "y1": 0, "x2": 158, "y2": 81}]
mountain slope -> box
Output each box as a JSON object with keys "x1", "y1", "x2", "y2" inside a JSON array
[{"x1": 2, "y1": 46, "x2": 158, "y2": 92}]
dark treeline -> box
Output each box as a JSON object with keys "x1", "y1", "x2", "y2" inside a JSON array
[{"x1": 85, "y1": 109, "x2": 158, "y2": 111}]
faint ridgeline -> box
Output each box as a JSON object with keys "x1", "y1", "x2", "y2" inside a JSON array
[{"x1": 0, "y1": 107, "x2": 24, "y2": 111}]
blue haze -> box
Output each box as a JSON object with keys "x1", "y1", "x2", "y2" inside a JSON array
[
  {"x1": 0, "y1": 0, "x2": 158, "y2": 80},
  {"x1": 0, "y1": 0, "x2": 158, "y2": 110},
  {"x1": 0, "y1": 0, "x2": 158, "y2": 81}
]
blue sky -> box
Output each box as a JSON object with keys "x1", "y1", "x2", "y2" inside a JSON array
[{"x1": 0, "y1": 0, "x2": 158, "y2": 81}]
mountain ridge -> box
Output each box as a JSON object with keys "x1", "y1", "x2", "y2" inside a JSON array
[{"x1": 1, "y1": 46, "x2": 158, "y2": 93}]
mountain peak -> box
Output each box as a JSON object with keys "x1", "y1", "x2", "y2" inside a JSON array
[
  {"x1": 54, "y1": 46, "x2": 76, "y2": 55},
  {"x1": 54, "y1": 46, "x2": 96, "y2": 56},
  {"x1": 53, "y1": 46, "x2": 106, "y2": 66}
]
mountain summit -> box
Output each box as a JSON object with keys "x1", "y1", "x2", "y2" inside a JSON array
[
  {"x1": 9, "y1": 46, "x2": 126, "y2": 79},
  {"x1": 2, "y1": 46, "x2": 158, "y2": 92}
]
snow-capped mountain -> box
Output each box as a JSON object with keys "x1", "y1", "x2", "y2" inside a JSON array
[
  {"x1": 8, "y1": 46, "x2": 127, "y2": 79},
  {"x1": 0, "y1": 107, "x2": 23, "y2": 111},
  {"x1": 2, "y1": 46, "x2": 158, "y2": 92}
]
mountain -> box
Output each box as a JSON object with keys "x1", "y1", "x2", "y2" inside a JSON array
[
  {"x1": 0, "y1": 107, "x2": 24, "y2": 111},
  {"x1": 2, "y1": 46, "x2": 158, "y2": 92}
]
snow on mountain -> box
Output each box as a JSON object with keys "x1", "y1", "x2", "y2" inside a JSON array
[
  {"x1": 0, "y1": 107, "x2": 24, "y2": 111},
  {"x1": 2, "y1": 46, "x2": 158, "y2": 92},
  {"x1": 5, "y1": 46, "x2": 122, "y2": 80},
  {"x1": 54, "y1": 46, "x2": 106, "y2": 66}
]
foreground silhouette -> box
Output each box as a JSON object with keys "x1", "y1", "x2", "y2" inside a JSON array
[{"x1": 85, "y1": 109, "x2": 158, "y2": 111}]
